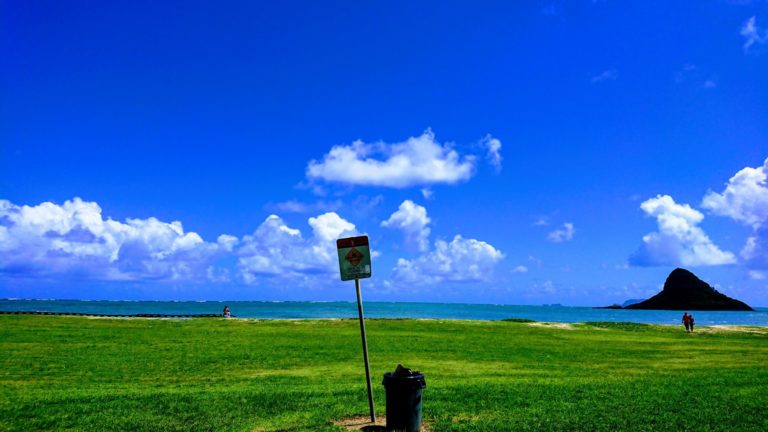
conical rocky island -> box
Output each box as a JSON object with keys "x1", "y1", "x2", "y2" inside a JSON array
[{"x1": 625, "y1": 268, "x2": 753, "y2": 311}]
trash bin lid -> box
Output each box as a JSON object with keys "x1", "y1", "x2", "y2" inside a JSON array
[{"x1": 382, "y1": 366, "x2": 427, "y2": 389}]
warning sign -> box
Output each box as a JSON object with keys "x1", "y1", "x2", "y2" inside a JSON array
[
  {"x1": 337, "y1": 236, "x2": 372, "y2": 281},
  {"x1": 345, "y1": 248, "x2": 364, "y2": 266}
]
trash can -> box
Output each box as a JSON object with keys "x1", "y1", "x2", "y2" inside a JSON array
[{"x1": 382, "y1": 365, "x2": 427, "y2": 432}]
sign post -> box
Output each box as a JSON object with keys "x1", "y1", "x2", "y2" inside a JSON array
[{"x1": 337, "y1": 235, "x2": 375, "y2": 423}]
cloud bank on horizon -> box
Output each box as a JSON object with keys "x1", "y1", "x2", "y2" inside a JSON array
[
  {"x1": 0, "y1": 198, "x2": 221, "y2": 282},
  {"x1": 0, "y1": 196, "x2": 504, "y2": 288},
  {"x1": 3, "y1": 153, "x2": 767, "y2": 296},
  {"x1": 0, "y1": 131, "x2": 510, "y2": 292}
]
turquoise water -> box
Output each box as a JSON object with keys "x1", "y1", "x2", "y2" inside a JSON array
[{"x1": 2, "y1": 299, "x2": 767, "y2": 326}]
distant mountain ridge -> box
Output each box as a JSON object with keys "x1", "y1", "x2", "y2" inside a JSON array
[{"x1": 625, "y1": 268, "x2": 753, "y2": 311}]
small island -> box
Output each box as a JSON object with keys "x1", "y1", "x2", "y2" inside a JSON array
[{"x1": 624, "y1": 268, "x2": 753, "y2": 311}]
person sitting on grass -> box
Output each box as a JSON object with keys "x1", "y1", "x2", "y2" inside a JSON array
[{"x1": 223, "y1": 306, "x2": 231, "y2": 318}]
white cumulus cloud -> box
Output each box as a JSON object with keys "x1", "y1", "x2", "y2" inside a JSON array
[
  {"x1": 481, "y1": 134, "x2": 503, "y2": 172},
  {"x1": 741, "y1": 16, "x2": 768, "y2": 53},
  {"x1": 236, "y1": 212, "x2": 357, "y2": 282},
  {"x1": 629, "y1": 195, "x2": 736, "y2": 267},
  {"x1": 702, "y1": 158, "x2": 768, "y2": 229},
  {"x1": 547, "y1": 223, "x2": 575, "y2": 243},
  {"x1": 392, "y1": 235, "x2": 504, "y2": 284},
  {"x1": 702, "y1": 158, "x2": 768, "y2": 269},
  {"x1": 0, "y1": 198, "x2": 223, "y2": 281},
  {"x1": 512, "y1": 265, "x2": 528, "y2": 273},
  {"x1": 740, "y1": 226, "x2": 768, "y2": 269},
  {"x1": 306, "y1": 130, "x2": 476, "y2": 188},
  {"x1": 216, "y1": 234, "x2": 239, "y2": 252},
  {"x1": 268, "y1": 199, "x2": 342, "y2": 214},
  {"x1": 308, "y1": 212, "x2": 356, "y2": 243},
  {"x1": 591, "y1": 69, "x2": 618, "y2": 83},
  {"x1": 0, "y1": 198, "x2": 369, "y2": 286},
  {"x1": 381, "y1": 200, "x2": 431, "y2": 252}
]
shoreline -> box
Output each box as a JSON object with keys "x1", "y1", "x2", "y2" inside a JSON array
[{"x1": 3, "y1": 311, "x2": 768, "y2": 329}]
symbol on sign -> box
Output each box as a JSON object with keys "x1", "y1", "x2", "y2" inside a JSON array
[{"x1": 345, "y1": 248, "x2": 364, "y2": 266}]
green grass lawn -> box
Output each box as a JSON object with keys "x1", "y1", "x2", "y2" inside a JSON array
[{"x1": 1, "y1": 316, "x2": 766, "y2": 431}]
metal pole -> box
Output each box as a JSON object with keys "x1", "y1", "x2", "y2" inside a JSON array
[{"x1": 355, "y1": 278, "x2": 376, "y2": 423}]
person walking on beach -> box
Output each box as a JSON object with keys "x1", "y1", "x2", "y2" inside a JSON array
[
  {"x1": 682, "y1": 312, "x2": 691, "y2": 332},
  {"x1": 689, "y1": 314, "x2": 695, "y2": 332},
  {"x1": 223, "y1": 306, "x2": 231, "y2": 318}
]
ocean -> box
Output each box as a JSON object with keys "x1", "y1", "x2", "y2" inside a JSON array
[{"x1": 2, "y1": 299, "x2": 767, "y2": 326}]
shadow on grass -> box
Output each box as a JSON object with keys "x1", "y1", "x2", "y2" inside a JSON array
[
  {"x1": 584, "y1": 321, "x2": 653, "y2": 331},
  {"x1": 500, "y1": 318, "x2": 536, "y2": 323}
]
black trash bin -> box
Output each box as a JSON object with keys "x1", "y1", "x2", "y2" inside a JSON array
[{"x1": 382, "y1": 365, "x2": 427, "y2": 432}]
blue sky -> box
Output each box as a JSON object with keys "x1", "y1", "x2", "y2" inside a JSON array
[{"x1": 2, "y1": 1, "x2": 767, "y2": 305}]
